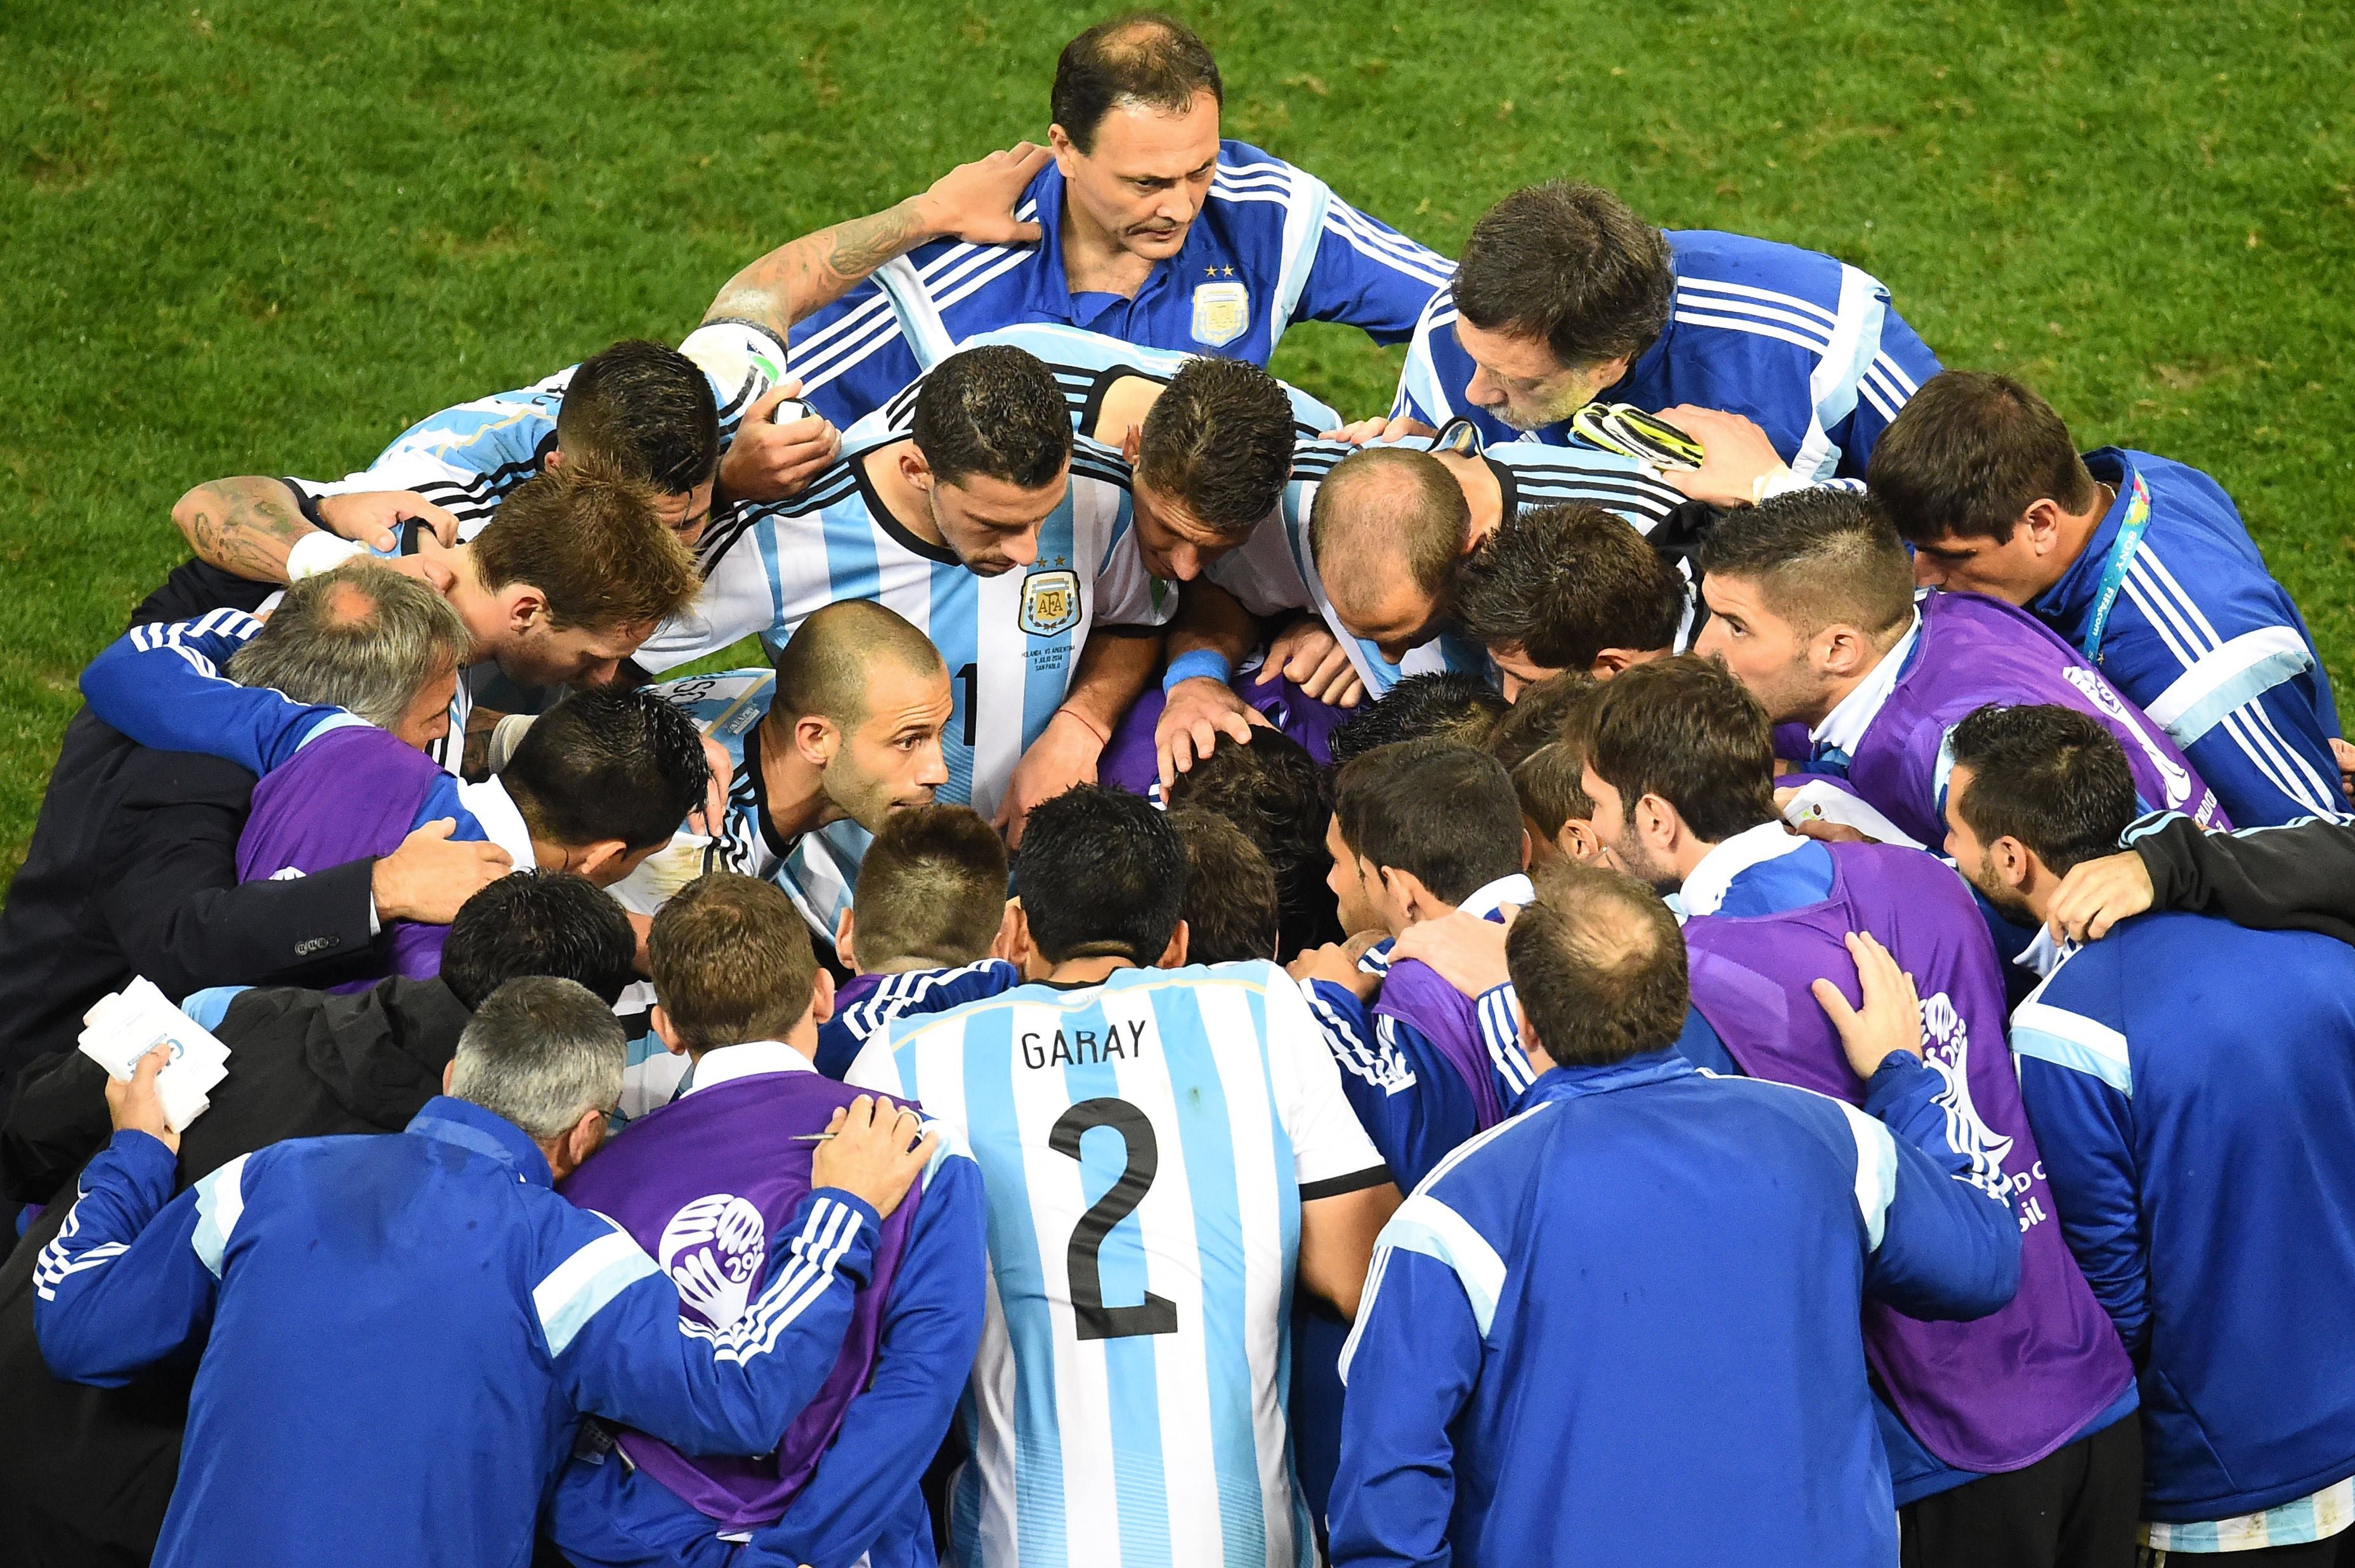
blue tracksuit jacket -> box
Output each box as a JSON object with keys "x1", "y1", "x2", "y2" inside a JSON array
[
  {"x1": 2011, "y1": 910, "x2": 2355, "y2": 1522},
  {"x1": 815, "y1": 960, "x2": 1024, "y2": 1081},
  {"x1": 1328, "y1": 1048, "x2": 2019, "y2": 1567},
  {"x1": 2030, "y1": 448, "x2": 2342, "y2": 826},
  {"x1": 788, "y1": 141, "x2": 1449, "y2": 429},
  {"x1": 1390, "y1": 229, "x2": 1942, "y2": 478},
  {"x1": 32, "y1": 1098, "x2": 880, "y2": 1568}
]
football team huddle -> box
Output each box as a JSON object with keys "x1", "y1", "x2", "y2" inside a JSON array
[{"x1": 6, "y1": 11, "x2": 2354, "y2": 1568}]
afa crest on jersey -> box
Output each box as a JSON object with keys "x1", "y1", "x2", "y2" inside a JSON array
[
  {"x1": 1191, "y1": 280, "x2": 1250, "y2": 348},
  {"x1": 1019, "y1": 568, "x2": 1083, "y2": 637}
]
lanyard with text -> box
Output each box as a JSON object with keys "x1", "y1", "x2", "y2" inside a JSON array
[{"x1": 2080, "y1": 466, "x2": 2150, "y2": 667}]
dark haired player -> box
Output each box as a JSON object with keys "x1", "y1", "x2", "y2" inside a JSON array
[
  {"x1": 174, "y1": 338, "x2": 747, "y2": 585},
  {"x1": 862, "y1": 320, "x2": 1336, "y2": 584},
  {"x1": 1389, "y1": 180, "x2": 1942, "y2": 495},
  {"x1": 1945, "y1": 707, "x2": 2355, "y2": 1560},
  {"x1": 1324, "y1": 672, "x2": 1509, "y2": 765},
  {"x1": 1870, "y1": 370, "x2": 2342, "y2": 825},
  {"x1": 1168, "y1": 809, "x2": 1284, "y2": 965},
  {"x1": 848, "y1": 785, "x2": 1397, "y2": 1568},
  {"x1": 632, "y1": 344, "x2": 1170, "y2": 840},
  {"x1": 1164, "y1": 725, "x2": 1345, "y2": 958},
  {"x1": 774, "y1": 11, "x2": 1449, "y2": 430},
  {"x1": 1571, "y1": 658, "x2": 2139, "y2": 1558},
  {"x1": 1452, "y1": 500, "x2": 1691, "y2": 693},
  {"x1": 1691, "y1": 487, "x2": 2224, "y2": 847},
  {"x1": 160, "y1": 141, "x2": 1071, "y2": 587}
]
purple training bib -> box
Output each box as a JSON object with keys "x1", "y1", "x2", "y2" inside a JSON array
[
  {"x1": 558, "y1": 1069, "x2": 924, "y2": 1527},
  {"x1": 237, "y1": 724, "x2": 452, "y2": 984},
  {"x1": 1829, "y1": 592, "x2": 2226, "y2": 845},
  {"x1": 1373, "y1": 958, "x2": 1506, "y2": 1129},
  {"x1": 1682, "y1": 841, "x2": 2134, "y2": 1473}
]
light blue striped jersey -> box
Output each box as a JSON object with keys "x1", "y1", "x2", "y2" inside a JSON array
[
  {"x1": 1204, "y1": 429, "x2": 1688, "y2": 696},
  {"x1": 858, "y1": 322, "x2": 1342, "y2": 448},
  {"x1": 846, "y1": 962, "x2": 1388, "y2": 1568},
  {"x1": 289, "y1": 321, "x2": 786, "y2": 537},
  {"x1": 604, "y1": 668, "x2": 870, "y2": 946},
  {"x1": 632, "y1": 431, "x2": 1165, "y2": 820}
]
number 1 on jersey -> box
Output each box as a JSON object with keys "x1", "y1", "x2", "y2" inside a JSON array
[
  {"x1": 956, "y1": 663, "x2": 977, "y2": 748},
  {"x1": 1052, "y1": 1098, "x2": 1179, "y2": 1342}
]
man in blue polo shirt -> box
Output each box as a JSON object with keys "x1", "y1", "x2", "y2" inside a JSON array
[
  {"x1": 1388, "y1": 180, "x2": 1942, "y2": 492},
  {"x1": 762, "y1": 13, "x2": 1449, "y2": 429},
  {"x1": 1869, "y1": 370, "x2": 2342, "y2": 826}
]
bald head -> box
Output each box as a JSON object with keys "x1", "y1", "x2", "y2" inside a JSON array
[
  {"x1": 774, "y1": 600, "x2": 946, "y2": 727},
  {"x1": 1309, "y1": 447, "x2": 1470, "y2": 650}
]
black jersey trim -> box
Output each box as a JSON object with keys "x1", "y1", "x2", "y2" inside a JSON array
[
  {"x1": 1300, "y1": 1165, "x2": 1395, "y2": 1201},
  {"x1": 1076, "y1": 363, "x2": 1171, "y2": 445},
  {"x1": 740, "y1": 726, "x2": 799, "y2": 861},
  {"x1": 851, "y1": 439, "x2": 962, "y2": 566}
]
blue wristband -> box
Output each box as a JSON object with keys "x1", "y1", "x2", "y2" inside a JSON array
[{"x1": 1162, "y1": 650, "x2": 1232, "y2": 693}]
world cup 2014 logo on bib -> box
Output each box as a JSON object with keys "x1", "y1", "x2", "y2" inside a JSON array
[
  {"x1": 660, "y1": 1193, "x2": 767, "y2": 1330},
  {"x1": 1191, "y1": 280, "x2": 1249, "y2": 348},
  {"x1": 1019, "y1": 569, "x2": 1083, "y2": 637}
]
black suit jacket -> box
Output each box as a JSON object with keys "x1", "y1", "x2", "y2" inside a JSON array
[
  {"x1": 0, "y1": 976, "x2": 472, "y2": 1565},
  {"x1": 0, "y1": 714, "x2": 378, "y2": 1179},
  {"x1": 0, "y1": 558, "x2": 373, "y2": 1131}
]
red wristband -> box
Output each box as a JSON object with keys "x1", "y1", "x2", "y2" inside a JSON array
[{"x1": 1055, "y1": 707, "x2": 1110, "y2": 747}]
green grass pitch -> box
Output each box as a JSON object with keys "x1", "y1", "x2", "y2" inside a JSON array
[{"x1": 4, "y1": 1, "x2": 2351, "y2": 877}]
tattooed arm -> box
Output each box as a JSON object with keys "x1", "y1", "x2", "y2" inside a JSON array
[
  {"x1": 171, "y1": 476, "x2": 313, "y2": 584},
  {"x1": 171, "y1": 478, "x2": 462, "y2": 584},
  {"x1": 705, "y1": 143, "x2": 1051, "y2": 339}
]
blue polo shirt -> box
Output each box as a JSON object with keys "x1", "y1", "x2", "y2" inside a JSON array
[{"x1": 785, "y1": 140, "x2": 1450, "y2": 428}]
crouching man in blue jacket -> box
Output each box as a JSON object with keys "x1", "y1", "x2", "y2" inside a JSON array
[
  {"x1": 32, "y1": 974, "x2": 934, "y2": 1568},
  {"x1": 1328, "y1": 862, "x2": 2023, "y2": 1567}
]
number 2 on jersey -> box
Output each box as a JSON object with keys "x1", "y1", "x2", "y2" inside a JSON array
[{"x1": 1051, "y1": 1098, "x2": 1179, "y2": 1342}]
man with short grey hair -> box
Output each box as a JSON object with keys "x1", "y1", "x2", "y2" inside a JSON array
[
  {"x1": 0, "y1": 566, "x2": 507, "y2": 1125},
  {"x1": 223, "y1": 561, "x2": 473, "y2": 747},
  {"x1": 33, "y1": 975, "x2": 936, "y2": 1568}
]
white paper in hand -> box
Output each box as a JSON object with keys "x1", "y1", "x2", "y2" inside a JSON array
[
  {"x1": 78, "y1": 977, "x2": 232, "y2": 1133},
  {"x1": 1778, "y1": 779, "x2": 1927, "y2": 851}
]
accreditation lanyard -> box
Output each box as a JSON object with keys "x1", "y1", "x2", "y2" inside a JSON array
[{"x1": 2080, "y1": 466, "x2": 2151, "y2": 667}]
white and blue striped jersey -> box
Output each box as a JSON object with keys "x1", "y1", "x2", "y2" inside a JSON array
[
  {"x1": 1390, "y1": 230, "x2": 1942, "y2": 480},
  {"x1": 287, "y1": 321, "x2": 786, "y2": 537},
  {"x1": 632, "y1": 430, "x2": 1166, "y2": 820},
  {"x1": 1204, "y1": 430, "x2": 1688, "y2": 695},
  {"x1": 604, "y1": 668, "x2": 871, "y2": 944},
  {"x1": 846, "y1": 961, "x2": 1388, "y2": 1568},
  {"x1": 788, "y1": 140, "x2": 1448, "y2": 430},
  {"x1": 858, "y1": 322, "x2": 1342, "y2": 447}
]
